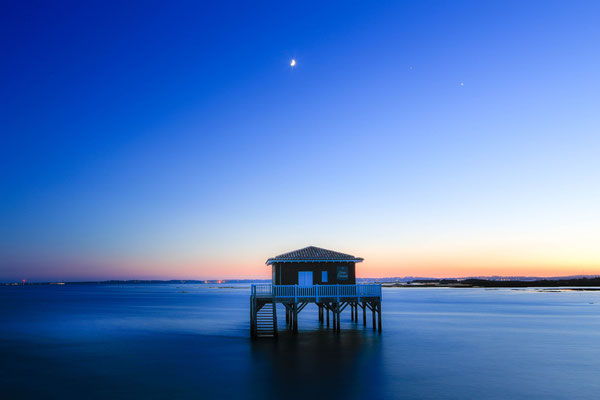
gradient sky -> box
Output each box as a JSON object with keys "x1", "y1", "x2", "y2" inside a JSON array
[{"x1": 1, "y1": 1, "x2": 600, "y2": 281}]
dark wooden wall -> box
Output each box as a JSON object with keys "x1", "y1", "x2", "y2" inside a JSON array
[{"x1": 271, "y1": 262, "x2": 356, "y2": 285}]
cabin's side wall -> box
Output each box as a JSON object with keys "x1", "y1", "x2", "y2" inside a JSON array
[{"x1": 274, "y1": 261, "x2": 356, "y2": 285}]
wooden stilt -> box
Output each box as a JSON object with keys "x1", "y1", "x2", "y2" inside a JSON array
[
  {"x1": 273, "y1": 302, "x2": 278, "y2": 338},
  {"x1": 362, "y1": 302, "x2": 366, "y2": 326},
  {"x1": 331, "y1": 303, "x2": 335, "y2": 332},
  {"x1": 332, "y1": 304, "x2": 336, "y2": 330},
  {"x1": 336, "y1": 304, "x2": 341, "y2": 333},
  {"x1": 351, "y1": 304, "x2": 354, "y2": 322},
  {"x1": 372, "y1": 302, "x2": 376, "y2": 330},
  {"x1": 295, "y1": 303, "x2": 299, "y2": 333},
  {"x1": 327, "y1": 305, "x2": 330, "y2": 327},
  {"x1": 377, "y1": 302, "x2": 382, "y2": 332},
  {"x1": 250, "y1": 297, "x2": 256, "y2": 338},
  {"x1": 319, "y1": 304, "x2": 323, "y2": 322},
  {"x1": 332, "y1": 305, "x2": 336, "y2": 330},
  {"x1": 317, "y1": 305, "x2": 320, "y2": 322}
]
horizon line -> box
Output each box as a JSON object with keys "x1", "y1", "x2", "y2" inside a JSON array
[{"x1": 4, "y1": 274, "x2": 600, "y2": 285}]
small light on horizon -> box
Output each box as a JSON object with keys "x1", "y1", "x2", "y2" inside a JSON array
[
  {"x1": 290, "y1": 59, "x2": 296, "y2": 67},
  {"x1": 460, "y1": 82, "x2": 464, "y2": 86}
]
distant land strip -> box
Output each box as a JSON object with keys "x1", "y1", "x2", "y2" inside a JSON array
[{"x1": 3, "y1": 276, "x2": 600, "y2": 287}]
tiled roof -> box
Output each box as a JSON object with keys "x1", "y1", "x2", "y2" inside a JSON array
[{"x1": 266, "y1": 246, "x2": 363, "y2": 265}]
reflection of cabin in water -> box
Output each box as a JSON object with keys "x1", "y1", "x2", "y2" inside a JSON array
[
  {"x1": 250, "y1": 246, "x2": 382, "y2": 339},
  {"x1": 268, "y1": 246, "x2": 362, "y2": 285}
]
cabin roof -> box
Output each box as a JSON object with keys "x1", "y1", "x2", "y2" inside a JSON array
[{"x1": 266, "y1": 246, "x2": 363, "y2": 265}]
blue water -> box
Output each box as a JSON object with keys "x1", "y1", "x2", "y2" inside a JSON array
[{"x1": 1, "y1": 285, "x2": 599, "y2": 399}]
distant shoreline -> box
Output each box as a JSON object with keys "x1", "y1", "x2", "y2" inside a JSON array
[
  {"x1": 384, "y1": 277, "x2": 600, "y2": 288},
  {"x1": 1, "y1": 279, "x2": 271, "y2": 286},
  {"x1": 3, "y1": 276, "x2": 600, "y2": 288}
]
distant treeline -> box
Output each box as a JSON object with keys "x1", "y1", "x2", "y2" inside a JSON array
[
  {"x1": 4, "y1": 277, "x2": 600, "y2": 287},
  {"x1": 410, "y1": 277, "x2": 600, "y2": 287}
]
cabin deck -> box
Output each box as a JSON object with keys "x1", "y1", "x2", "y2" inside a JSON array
[{"x1": 250, "y1": 284, "x2": 382, "y2": 338}]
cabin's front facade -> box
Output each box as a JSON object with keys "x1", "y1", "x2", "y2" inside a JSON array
[
  {"x1": 250, "y1": 246, "x2": 382, "y2": 338},
  {"x1": 267, "y1": 246, "x2": 362, "y2": 285}
]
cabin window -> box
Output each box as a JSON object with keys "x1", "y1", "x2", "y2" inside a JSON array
[
  {"x1": 337, "y1": 266, "x2": 348, "y2": 280},
  {"x1": 322, "y1": 271, "x2": 328, "y2": 283}
]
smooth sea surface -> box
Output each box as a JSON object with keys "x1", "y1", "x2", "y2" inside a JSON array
[{"x1": 1, "y1": 284, "x2": 600, "y2": 399}]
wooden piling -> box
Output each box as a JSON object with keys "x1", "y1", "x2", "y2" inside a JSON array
[
  {"x1": 251, "y1": 282, "x2": 382, "y2": 338},
  {"x1": 377, "y1": 302, "x2": 382, "y2": 332},
  {"x1": 372, "y1": 302, "x2": 376, "y2": 330},
  {"x1": 250, "y1": 297, "x2": 255, "y2": 338},
  {"x1": 319, "y1": 304, "x2": 323, "y2": 322},
  {"x1": 273, "y1": 302, "x2": 278, "y2": 338},
  {"x1": 332, "y1": 304, "x2": 336, "y2": 330},
  {"x1": 292, "y1": 303, "x2": 298, "y2": 333}
]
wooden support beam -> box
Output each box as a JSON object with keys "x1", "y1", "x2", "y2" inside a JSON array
[
  {"x1": 339, "y1": 302, "x2": 349, "y2": 313},
  {"x1": 297, "y1": 302, "x2": 308, "y2": 313}
]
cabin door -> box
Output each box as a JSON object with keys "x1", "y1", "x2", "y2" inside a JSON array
[{"x1": 298, "y1": 271, "x2": 313, "y2": 286}]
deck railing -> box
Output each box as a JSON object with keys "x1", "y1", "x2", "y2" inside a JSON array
[{"x1": 251, "y1": 284, "x2": 382, "y2": 301}]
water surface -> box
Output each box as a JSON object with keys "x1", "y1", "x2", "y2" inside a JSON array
[{"x1": 1, "y1": 285, "x2": 599, "y2": 399}]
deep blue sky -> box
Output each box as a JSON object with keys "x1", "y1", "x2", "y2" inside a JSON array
[{"x1": 1, "y1": 1, "x2": 599, "y2": 280}]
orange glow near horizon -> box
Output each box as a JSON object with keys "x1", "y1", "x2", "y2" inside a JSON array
[
  {"x1": 4, "y1": 247, "x2": 600, "y2": 281},
  {"x1": 80, "y1": 257, "x2": 600, "y2": 280}
]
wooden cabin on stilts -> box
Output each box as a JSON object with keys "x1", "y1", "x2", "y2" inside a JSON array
[{"x1": 250, "y1": 246, "x2": 382, "y2": 338}]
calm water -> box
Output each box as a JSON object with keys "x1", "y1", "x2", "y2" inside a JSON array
[{"x1": 1, "y1": 284, "x2": 599, "y2": 399}]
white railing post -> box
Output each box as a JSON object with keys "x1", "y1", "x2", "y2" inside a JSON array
[
  {"x1": 336, "y1": 284, "x2": 339, "y2": 302},
  {"x1": 295, "y1": 285, "x2": 298, "y2": 303},
  {"x1": 316, "y1": 284, "x2": 319, "y2": 303}
]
